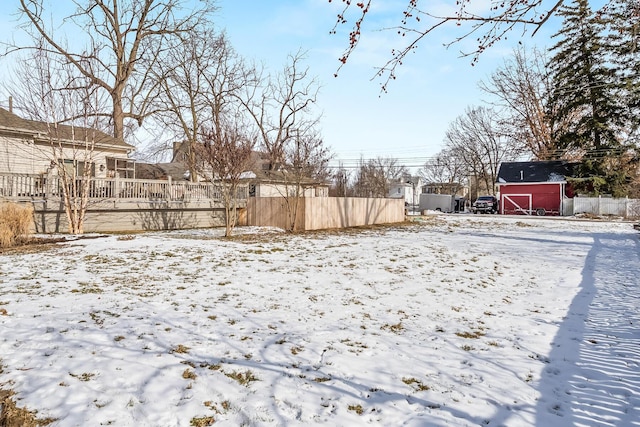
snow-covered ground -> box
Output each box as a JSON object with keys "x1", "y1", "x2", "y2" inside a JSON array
[{"x1": 1, "y1": 215, "x2": 639, "y2": 427}]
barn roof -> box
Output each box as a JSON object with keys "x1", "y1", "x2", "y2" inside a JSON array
[{"x1": 497, "y1": 161, "x2": 577, "y2": 184}]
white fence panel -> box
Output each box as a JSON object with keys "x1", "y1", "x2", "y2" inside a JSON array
[
  {"x1": 573, "y1": 197, "x2": 637, "y2": 217},
  {"x1": 627, "y1": 199, "x2": 640, "y2": 218},
  {"x1": 562, "y1": 198, "x2": 574, "y2": 216},
  {"x1": 573, "y1": 198, "x2": 600, "y2": 215}
]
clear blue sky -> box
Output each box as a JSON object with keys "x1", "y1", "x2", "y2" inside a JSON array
[
  {"x1": 0, "y1": 0, "x2": 564, "y2": 167},
  {"x1": 216, "y1": 0, "x2": 565, "y2": 167}
]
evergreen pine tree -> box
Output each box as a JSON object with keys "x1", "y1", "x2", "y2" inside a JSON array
[
  {"x1": 547, "y1": 0, "x2": 632, "y2": 195},
  {"x1": 605, "y1": 0, "x2": 640, "y2": 143}
]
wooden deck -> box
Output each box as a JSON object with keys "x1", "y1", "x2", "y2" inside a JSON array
[
  {"x1": 1, "y1": 173, "x2": 248, "y2": 233},
  {"x1": 0, "y1": 173, "x2": 247, "y2": 202}
]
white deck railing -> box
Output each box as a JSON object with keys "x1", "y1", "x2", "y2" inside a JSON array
[{"x1": 0, "y1": 173, "x2": 248, "y2": 201}]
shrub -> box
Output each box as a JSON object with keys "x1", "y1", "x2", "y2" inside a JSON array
[{"x1": 0, "y1": 202, "x2": 33, "y2": 249}]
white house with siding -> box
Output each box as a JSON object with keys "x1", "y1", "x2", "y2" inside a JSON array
[
  {"x1": 389, "y1": 176, "x2": 423, "y2": 207},
  {"x1": 0, "y1": 107, "x2": 134, "y2": 179}
]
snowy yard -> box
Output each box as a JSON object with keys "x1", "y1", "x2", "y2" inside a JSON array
[{"x1": 0, "y1": 215, "x2": 639, "y2": 426}]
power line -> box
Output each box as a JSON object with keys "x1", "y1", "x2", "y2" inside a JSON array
[{"x1": 327, "y1": 147, "x2": 638, "y2": 170}]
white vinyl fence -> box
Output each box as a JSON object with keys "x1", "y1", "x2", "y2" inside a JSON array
[{"x1": 572, "y1": 196, "x2": 640, "y2": 218}]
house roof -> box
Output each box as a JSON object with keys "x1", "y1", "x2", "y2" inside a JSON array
[
  {"x1": 135, "y1": 162, "x2": 190, "y2": 181},
  {"x1": 241, "y1": 151, "x2": 327, "y2": 185},
  {"x1": 0, "y1": 107, "x2": 134, "y2": 152},
  {"x1": 165, "y1": 147, "x2": 328, "y2": 186},
  {"x1": 497, "y1": 161, "x2": 577, "y2": 184}
]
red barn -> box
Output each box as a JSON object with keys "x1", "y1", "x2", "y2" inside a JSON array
[{"x1": 496, "y1": 161, "x2": 576, "y2": 216}]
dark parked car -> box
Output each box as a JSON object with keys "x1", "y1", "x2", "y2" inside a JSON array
[{"x1": 471, "y1": 195, "x2": 499, "y2": 214}]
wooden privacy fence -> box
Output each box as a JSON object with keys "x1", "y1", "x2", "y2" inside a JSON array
[{"x1": 246, "y1": 197, "x2": 405, "y2": 231}]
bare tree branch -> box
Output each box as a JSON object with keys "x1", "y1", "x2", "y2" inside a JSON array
[
  {"x1": 241, "y1": 50, "x2": 320, "y2": 169},
  {"x1": 10, "y1": 0, "x2": 216, "y2": 141},
  {"x1": 329, "y1": 0, "x2": 581, "y2": 91},
  {"x1": 196, "y1": 124, "x2": 255, "y2": 237}
]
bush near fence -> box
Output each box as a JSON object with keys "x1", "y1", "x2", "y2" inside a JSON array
[{"x1": 0, "y1": 202, "x2": 33, "y2": 248}]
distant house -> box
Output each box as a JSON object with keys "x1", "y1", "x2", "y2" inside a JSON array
[
  {"x1": 0, "y1": 107, "x2": 134, "y2": 178},
  {"x1": 497, "y1": 160, "x2": 577, "y2": 216},
  {"x1": 389, "y1": 176, "x2": 423, "y2": 207},
  {"x1": 245, "y1": 152, "x2": 329, "y2": 198},
  {"x1": 170, "y1": 143, "x2": 329, "y2": 197}
]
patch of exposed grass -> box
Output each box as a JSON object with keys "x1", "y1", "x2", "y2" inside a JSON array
[
  {"x1": 402, "y1": 377, "x2": 430, "y2": 391},
  {"x1": 69, "y1": 372, "x2": 96, "y2": 382},
  {"x1": 455, "y1": 330, "x2": 485, "y2": 339},
  {"x1": 182, "y1": 369, "x2": 197, "y2": 380},
  {"x1": 224, "y1": 370, "x2": 259, "y2": 386},
  {"x1": 339, "y1": 339, "x2": 368, "y2": 353},
  {"x1": 0, "y1": 389, "x2": 57, "y2": 426},
  {"x1": 171, "y1": 344, "x2": 190, "y2": 354},
  {"x1": 381, "y1": 322, "x2": 404, "y2": 333},
  {"x1": 71, "y1": 282, "x2": 103, "y2": 294},
  {"x1": 348, "y1": 404, "x2": 364, "y2": 415},
  {"x1": 190, "y1": 416, "x2": 215, "y2": 426}
]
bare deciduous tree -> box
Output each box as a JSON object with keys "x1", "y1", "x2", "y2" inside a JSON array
[
  {"x1": 281, "y1": 132, "x2": 332, "y2": 231},
  {"x1": 242, "y1": 50, "x2": 320, "y2": 169},
  {"x1": 479, "y1": 47, "x2": 574, "y2": 160},
  {"x1": 330, "y1": 164, "x2": 351, "y2": 197},
  {"x1": 196, "y1": 124, "x2": 255, "y2": 237},
  {"x1": 420, "y1": 149, "x2": 467, "y2": 195},
  {"x1": 3, "y1": 39, "x2": 111, "y2": 133},
  {"x1": 12, "y1": 0, "x2": 216, "y2": 140},
  {"x1": 240, "y1": 50, "x2": 330, "y2": 231},
  {"x1": 152, "y1": 29, "x2": 255, "y2": 181},
  {"x1": 444, "y1": 106, "x2": 523, "y2": 199},
  {"x1": 353, "y1": 156, "x2": 408, "y2": 198},
  {"x1": 10, "y1": 46, "x2": 105, "y2": 234}
]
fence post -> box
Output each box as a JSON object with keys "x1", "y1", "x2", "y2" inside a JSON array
[{"x1": 626, "y1": 197, "x2": 629, "y2": 218}]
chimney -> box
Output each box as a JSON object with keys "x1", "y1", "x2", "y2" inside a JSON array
[{"x1": 8, "y1": 96, "x2": 13, "y2": 113}]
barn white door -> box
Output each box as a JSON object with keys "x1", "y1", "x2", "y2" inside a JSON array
[{"x1": 502, "y1": 194, "x2": 532, "y2": 215}]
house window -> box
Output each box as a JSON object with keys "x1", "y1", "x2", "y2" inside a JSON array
[
  {"x1": 248, "y1": 184, "x2": 256, "y2": 197},
  {"x1": 59, "y1": 159, "x2": 95, "y2": 178},
  {"x1": 106, "y1": 157, "x2": 135, "y2": 178}
]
